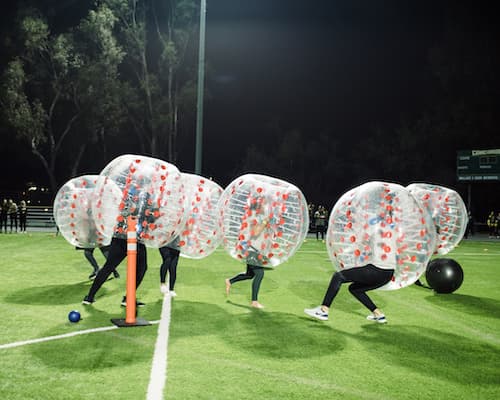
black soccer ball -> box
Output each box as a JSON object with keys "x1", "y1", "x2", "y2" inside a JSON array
[{"x1": 425, "y1": 258, "x2": 464, "y2": 294}]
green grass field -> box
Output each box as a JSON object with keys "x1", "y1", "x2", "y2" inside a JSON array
[{"x1": 1, "y1": 232, "x2": 499, "y2": 399}]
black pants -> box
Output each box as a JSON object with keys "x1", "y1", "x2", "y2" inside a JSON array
[
  {"x1": 229, "y1": 264, "x2": 264, "y2": 301},
  {"x1": 322, "y1": 264, "x2": 394, "y2": 312},
  {"x1": 316, "y1": 224, "x2": 325, "y2": 240},
  {"x1": 9, "y1": 214, "x2": 17, "y2": 232},
  {"x1": 0, "y1": 214, "x2": 7, "y2": 232},
  {"x1": 86, "y1": 237, "x2": 147, "y2": 300},
  {"x1": 159, "y1": 246, "x2": 180, "y2": 290},
  {"x1": 19, "y1": 213, "x2": 27, "y2": 232},
  {"x1": 83, "y1": 246, "x2": 111, "y2": 273}
]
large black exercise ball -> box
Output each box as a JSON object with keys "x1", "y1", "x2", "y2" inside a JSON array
[{"x1": 425, "y1": 258, "x2": 464, "y2": 294}]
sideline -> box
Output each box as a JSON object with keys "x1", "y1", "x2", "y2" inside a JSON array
[
  {"x1": 147, "y1": 293, "x2": 172, "y2": 400},
  {"x1": 0, "y1": 320, "x2": 160, "y2": 350}
]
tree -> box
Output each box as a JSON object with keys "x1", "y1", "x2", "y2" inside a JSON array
[
  {"x1": 103, "y1": 0, "x2": 199, "y2": 162},
  {"x1": 0, "y1": 5, "x2": 126, "y2": 192}
]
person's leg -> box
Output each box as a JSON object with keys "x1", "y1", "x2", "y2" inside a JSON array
[
  {"x1": 135, "y1": 243, "x2": 148, "y2": 288},
  {"x1": 226, "y1": 265, "x2": 255, "y2": 295},
  {"x1": 159, "y1": 246, "x2": 172, "y2": 284},
  {"x1": 305, "y1": 266, "x2": 385, "y2": 321},
  {"x1": 84, "y1": 249, "x2": 100, "y2": 273},
  {"x1": 84, "y1": 238, "x2": 126, "y2": 302},
  {"x1": 168, "y1": 250, "x2": 180, "y2": 291},
  {"x1": 321, "y1": 270, "x2": 349, "y2": 307},
  {"x1": 346, "y1": 264, "x2": 393, "y2": 320},
  {"x1": 250, "y1": 266, "x2": 264, "y2": 303},
  {"x1": 306, "y1": 270, "x2": 348, "y2": 320}
]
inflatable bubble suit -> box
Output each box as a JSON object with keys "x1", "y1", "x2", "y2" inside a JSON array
[
  {"x1": 165, "y1": 173, "x2": 224, "y2": 259},
  {"x1": 406, "y1": 183, "x2": 468, "y2": 254},
  {"x1": 326, "y1": 181, "x2": 437, "y2": 290},
  {"x1": 218, "y1": 174, "x2": 309, "y2": 268},
  {"x1": 53, "y1": 175, "x2": 119, "y2": 248},
  {"x1": 92, "y1": 155, "x2": 187, "y2": 248}
]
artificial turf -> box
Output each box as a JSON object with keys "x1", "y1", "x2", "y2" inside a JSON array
[{"x1": 0, "y1": 232, "x2": 499, "y2": 399}]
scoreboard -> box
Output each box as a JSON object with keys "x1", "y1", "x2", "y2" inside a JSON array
[{"x1": 457, "y1": 149, "x2": 500, "y2": 182}]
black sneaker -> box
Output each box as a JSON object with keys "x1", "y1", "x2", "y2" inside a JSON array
[
  {"x1": 121, "y1": 296, "x2": 145, "y2": 307},
  {"x1": 82, "y1": 295, "x2": 95, "y2": 305},
  {"x1": 113, "y1": 270, "x2": 120, "y2": 279}
]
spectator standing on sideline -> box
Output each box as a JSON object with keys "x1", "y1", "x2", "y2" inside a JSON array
[
  {"x1": 314, "y1": 205, "x2": 328, "y2": 241},
  {"x1": 18, "y1": 200, "x2": 28, "y2": 233},
  {"x1": 495, "y1": 211, "x2": 500, "y2": 238},
  {"x1": 0, "y1": 199, "x2": 8, "y2": 233},
  {"x1": 487, "y1": 211, "x2": 496, "y2": 238},
  {"x1": 8, "y1": 199, "x2": 18, "y2": 233}
]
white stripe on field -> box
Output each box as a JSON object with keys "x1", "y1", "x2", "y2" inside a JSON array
[
  {"x1": 0, "y1": 320, "x2": 160, "y2": 350},
  {"x1": 146, "y1": 293, "x2": 172, "y2": 400}
]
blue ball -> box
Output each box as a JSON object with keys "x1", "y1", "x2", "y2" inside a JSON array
[{"x1": 68, "y1": 310, "x2": 81, "y2": 323}]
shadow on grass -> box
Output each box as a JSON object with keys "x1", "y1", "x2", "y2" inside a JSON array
[
  {"x1": 3, "y1": 282, "x2": 117, "y2": 305},
  {"x1": 225, "y1": 305, "x2": 344, "y2": 359},
  {"x1": 424, "y1": 293, "x2": 500, "y2": 318},
  {"x1": 357, "y1": 324, "x2": 500, "y2": 385},
  {"x1": 169, "y1": 299, "x2": 344, "y2": 360},
  {"x1": 30, "y1": 306, "x2": 154, "y2": 371},
  {"x1": 287, "y1": 279, "x2": 329, "y2": 303}
]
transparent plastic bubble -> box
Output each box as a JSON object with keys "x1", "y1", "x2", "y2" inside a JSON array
[
  {"x1": 165, "y1": 173, "x2": 223, "y2": 259},
  {"x1": 218, "y1": 174, "x2": 309, "y2": 268},
  {"x1": 53, "y1": 175, "x2": 117, "y2": 248},
  {"x1": 326, "y1": 181, "x2": 437, "y2": 290},
  {"x1": 92, "y1": 154, "x2": 187, "y2": 248},
  {"x1": 407, "y1": 183, "x2": 468, "y2": 254}
]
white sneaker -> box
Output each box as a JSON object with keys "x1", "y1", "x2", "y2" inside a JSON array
[
  {"x1": 169, "y1": 291, "x2": 177, "y2": 297},
  {"x1": 304, "y1": 306, "x2": 328, "y2": 321},
  {"x1": 160, "y1": 284, "x2": 169, "y2": 294},
  {"x1": 366, "y1": 314, "x2": 387, "y2": 324}
]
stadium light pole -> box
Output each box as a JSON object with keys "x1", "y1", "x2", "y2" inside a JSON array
[{"x1": 195, "y1": 0, "x2": 207, "y2": 175}]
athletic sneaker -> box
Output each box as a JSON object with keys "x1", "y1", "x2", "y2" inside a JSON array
[
  {"x1": 366, "y1": 314, "x2": 387, "y2": 324},
  {"x1": 121, "y1": 296, "x2": 145, "y2": 307},
  {"x1": 169, "y1": 291, "x2": 177, "y2": 297},
  {"x1": 160, "y1": 284, "x2": 169, "y2": 294},
  {"x1": 304, "y1": 306, "x2": 329, "y2": 321},
  {"x1": 82, "y1": 295, "x2": 95, "y2": 305}
]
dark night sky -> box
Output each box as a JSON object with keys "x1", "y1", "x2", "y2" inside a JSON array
[{"x1": 1, "y1": 0, "x2": 499, "y2": 211}]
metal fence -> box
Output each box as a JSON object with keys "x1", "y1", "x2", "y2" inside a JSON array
[{"x1": 27, "y1": 205, "x2": 57, "y2": 231}]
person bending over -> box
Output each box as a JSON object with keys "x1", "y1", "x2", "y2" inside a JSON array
[{"x1": 304, "y1": 263, "x2": 394, "y2": 323}]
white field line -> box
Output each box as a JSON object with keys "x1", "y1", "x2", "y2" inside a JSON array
[
  {"x1": 0, "y1": 320, "x2": 160, "y2": 350},
  {"x1": 146, "y1": 293, "x2": 172, "y2": 400}
]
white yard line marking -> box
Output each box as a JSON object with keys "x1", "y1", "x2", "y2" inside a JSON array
[
  {"x1": 146, "y1": 293, "x2": 172, "y2": 400},
  {"x1": 0, "y1": 320, "x2": 160, "y2": 350}
]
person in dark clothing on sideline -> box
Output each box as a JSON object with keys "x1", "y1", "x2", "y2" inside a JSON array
[
  {"x1": 8, "y1": 199, "x2": 18, "y2": 233},
  {"x1": 0, "y1": 199, "x2": 8, "y2": 233},
  {"x1": 304, "y1": 263, "x2": 394, "y2": 323},
  {"x1": 18, "y1": 200, "x2": 28, "y2": 233}
]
